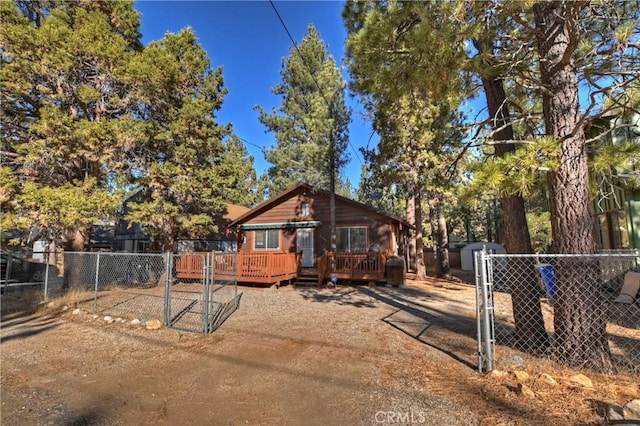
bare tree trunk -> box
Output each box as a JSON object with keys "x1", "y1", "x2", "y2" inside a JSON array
[
  {"x1": 414, "y1": 187, "x2": 427, "y2": 281},
  {"x1": 534, "y1": 1, "x2": 611, "y2": 371},
  {"x1": 476, "y1": 40, "x2": 550, "y2": 352},
  {"x1": 63, "y1": 226, "x2": 87, "y2": 290},
  {"x1": 406, "y1": 184, "x2": 417, "y2": 272},
  {"x1": 64, "y1": 227, "x2": 86, "y2": 252},
  {"x1": 429, "y1": 193, "x2": 451, "y2": 278}
]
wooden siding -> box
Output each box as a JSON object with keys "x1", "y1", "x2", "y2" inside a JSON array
[{"x1": 238, "y1": 186, "x2": 398, "y2": 263}]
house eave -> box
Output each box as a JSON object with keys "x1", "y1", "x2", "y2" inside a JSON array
[{"x1": 238, "y1": 221, "x2": 321, "y2": 230}]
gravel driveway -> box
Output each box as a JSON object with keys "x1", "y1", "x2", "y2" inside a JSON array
[{"x1": 3, "y1": 278, "x2": 633, "y2": 425}]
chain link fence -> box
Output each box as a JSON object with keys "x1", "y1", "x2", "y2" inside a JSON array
[
  {"x1": 1, "y1": 250, "x2": 48, "y2": 287},
  {"x1": 476, "y1": 249, "x2": 640, "y2": 373},
  {"x1": 1, "y1": 251, "x2": 240, "y2": 334}
]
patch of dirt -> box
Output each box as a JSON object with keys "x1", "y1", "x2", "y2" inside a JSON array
[{"x1": 1, "y1": 272, "x2": 638, "y2": 425}]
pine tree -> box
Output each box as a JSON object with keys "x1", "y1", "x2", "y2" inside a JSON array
[
  {"x1": 344, "y1": 2, "x2": 466, "y2": 279},
  {"x1": 0, "y1": 0, "x2": 141, "y2": 249},
  {"x1": 1, "y1": 1, "x2": 257, "y2": 254},
  {"x1": 124, "y1": 28, "x2": 244, "y2": 252},
  {"x1": 255, "y1": 24, "x2": 350, "y2": 197}
]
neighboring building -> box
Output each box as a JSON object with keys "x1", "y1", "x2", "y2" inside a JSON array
[
  {"x1": 113, "y1": 198, "x2": 250, "y2": 253},
  {"x1": 586, "y1": 112, "x2": 640, "y2": 250}
]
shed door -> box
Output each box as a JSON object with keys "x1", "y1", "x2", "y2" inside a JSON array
[{"x1": 297, "y1": 229, "x2": 314, "y2": 267}]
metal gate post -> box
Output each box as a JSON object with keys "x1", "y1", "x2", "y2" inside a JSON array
[
  {"x1": 93, "y1": 253, "x2": 101, "y2": 313},
  {"x1": 163, "y1": 252, "x2": 172, "y2": 326},
  {"x1": 203, "y1": 252, "x2": 211, "y2": 333},
  {"x1": 475, "y1": 250, "x2": 483, "y2": 373},
  {"x1": 43, "y1": 249, "x2": 50, "y2": 301},
  {"x1": 479, "y1": 248, "x2": 495, "y2": 372}
]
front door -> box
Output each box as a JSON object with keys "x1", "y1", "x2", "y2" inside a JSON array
[{"x1": 296, "y1": 229, "x2": 314, "y2": 267}]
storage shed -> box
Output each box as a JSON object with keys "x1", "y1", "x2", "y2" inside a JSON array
[{"x1": 460, "y1": 242, "x2": 506, "y2": 271}]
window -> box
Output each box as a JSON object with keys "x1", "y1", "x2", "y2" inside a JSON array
[
  {"x1": 594, "y1": 186, "x2": 629, "y2": 250},
  {"x1": 595, "y1": 210, "x2": 629, "y2": 250},
  {"x1": 254, "y1": 229, "x2": 279, "y2": 250},
  {"x1": 301, "y1": 202, "x2": 310, "y2": 218},
  {"x1": 336, "y1": 227, "x2": 367, "y2": 252}
]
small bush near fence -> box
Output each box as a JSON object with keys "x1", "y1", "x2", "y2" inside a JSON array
[{"x1": 477, "y1": 251, "x2": 640, "y2": 374}]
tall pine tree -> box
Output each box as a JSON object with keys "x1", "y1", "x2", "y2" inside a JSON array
[
  {"x1": 255, "y1": 24, "x2": 350, "y2": 197},
  {"x1": 0, "y1": 0, "x2": 141, "y2": 249},
  {"x1": 124, "y1": 28, "x2": 245, "y2": 252}
]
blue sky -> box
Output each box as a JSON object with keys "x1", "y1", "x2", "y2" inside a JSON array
[{"x1": 134, "y1": 0, "x2": 373, "y2": 187}]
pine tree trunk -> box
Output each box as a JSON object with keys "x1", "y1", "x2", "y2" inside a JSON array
[
  {"x1": 63, "y1": 227, "x2": 87, "y2": 290},
  {"x1": 406, "y1": 185, "x2": 417, "y2": 272},
  {"x1": 436, "y1": 201, "x2": 450, "y2": 278},
  {"x1": 534, "y1": 1, "x2": 612, "y2": 371},
  {"x1": 414, "y1": 187, "x2": 427, "y2": 281},
  {"x1": 478, "y1": 53, "x2": 550, "y2": 351},
  {"x1": 429, "y1": 193, "x2": 451, "y2": 278}
]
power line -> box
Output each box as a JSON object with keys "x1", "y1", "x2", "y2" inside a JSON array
[
  {"x1": 268, "y1": 0, "x2": 364, "y2": 167},
  {"x1": 237, "y1": 136, "x2": 265, "y2": 152}
]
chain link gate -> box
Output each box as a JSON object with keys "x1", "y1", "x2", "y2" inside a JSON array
[
  {"x1": 476, "y1": 248, "x2": 640, "y2": 373},
  {"x1": 167, "y1": 252, "x2": 241, "y2": 333}
]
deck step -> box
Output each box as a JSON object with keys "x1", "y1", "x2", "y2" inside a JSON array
[{"x1": 293, "y1": 276, "x2": 320, "y2": 286}]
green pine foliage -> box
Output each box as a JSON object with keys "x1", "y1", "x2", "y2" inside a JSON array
[
  {"x1": 255, "y1": 24, "x2": 350, "y2": 196},
  {"x1": 1, "y1": 1, "x2": 257, "y2": 251}
]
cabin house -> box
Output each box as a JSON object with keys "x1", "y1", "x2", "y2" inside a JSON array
[{"x1": 216, "y1": 182, "x2": 412, "y2": 286}]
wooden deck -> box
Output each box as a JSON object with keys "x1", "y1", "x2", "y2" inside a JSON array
[
  {"x1": 318, "y1": 252, "x2": 387, "y2": 284},
  {"x1": 175, "y1": 252, "x2": 301, "y2": 285},
  {"x1": 175, "y1": 251, "x2": 387, "y2": 286}
]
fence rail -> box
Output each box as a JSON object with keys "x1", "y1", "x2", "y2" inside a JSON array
[{"x1": 476, "y1": 249, "x2": 640, "y2": 373}]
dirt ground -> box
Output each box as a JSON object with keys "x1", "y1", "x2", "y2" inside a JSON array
[{"x1": 1, "y1": 272, "x2": 638, "y2": 425}]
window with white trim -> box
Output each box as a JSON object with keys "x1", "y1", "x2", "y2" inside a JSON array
[
  {"x1": 254, "y1": 229, "x2": 280, "y2": 250},
  {"x1": 336, "y1": 226, "x2": 367, "y2": 252},
  {"x1": 301, "y1": 202, "x2": 310, "y2": 217}
]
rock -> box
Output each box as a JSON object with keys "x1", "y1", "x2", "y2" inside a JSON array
[
  {"x1": 146, "y1": 319, "x2": 162, "y2": 330},
  {"x1": 498, "y1": 355, "x2": 526, "y2": 369},
  {"x1": 512, "y1": 371, "x2": 529, "y2": 381},
  {"x1": 516, "y1": 383, "x2": 535, "y2": 398},
  {"x1": 72, "y1": 308, "x2": 83, "y2": 315},
  {"x1": 568, "y1": 374, "x2": 593, "y2": 388},
  {"x1": 130, "y1": 319, "x2": 142, "y2": 326},
  {"x1": 103, "y1": 316, "x2": 114, "y2": 323},
  {"x1": 606, "y1": 404, "x2": 624, "y2": 421},
  {"x1": 488, "y1": 369, "x2": 507, "y2": 378},
  {"x1": 47, "y1": 302, "x2": 56, "y2": 308},
  {"x1": 623, "y1": 399, "x2": 640, "y2": 420},
  {"x1": 539, "y1": 373, "x2": 556, "y2": 385},
  {"x1": 92, "y1": 315, "x2": 98, "y2": 319},
  {"x1": 61, "y1": 305, "x2": 69, "y2": 311}
]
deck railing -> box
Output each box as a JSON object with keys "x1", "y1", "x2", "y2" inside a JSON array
[
  {"x1": 175, "y1": 251, "x2": 299, "y2": 284},
  {"x1": 176, "y1": 251, "x2": 387, "y2": 285},
  {"x1": 319, "y1": 252, "x2": 387, "y2": 283}
]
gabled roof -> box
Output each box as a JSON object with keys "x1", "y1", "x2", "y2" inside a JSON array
[
  {"x1": 229, "y1": 182, "x2": 412, "y2": 228},
  {"x1": 223, "y1": 203, "x2": 251, "y2": 221}
]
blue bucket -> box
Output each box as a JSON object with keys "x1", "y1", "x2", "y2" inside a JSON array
[{"x1": 535, "y1": 264, "x2": 555, "y2": 299}]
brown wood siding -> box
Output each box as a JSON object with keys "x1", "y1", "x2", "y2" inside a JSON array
[{"x1": 238, "y1": 187, "x2": 398, "y2": 262}]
